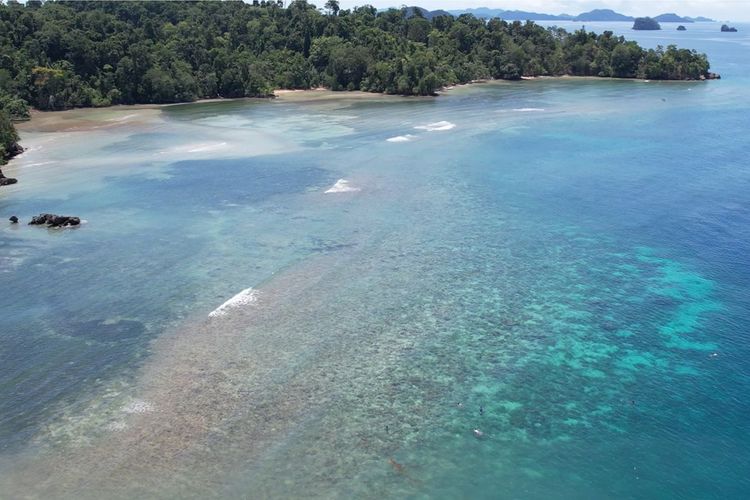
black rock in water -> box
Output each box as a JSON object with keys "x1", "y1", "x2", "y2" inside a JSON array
[
  {"x1": 29, "y1": 213, "x2": 81, "y2": 227},
  {"x1": 7, "y1": 142, "x2": 23, "y2": 157},
  {"x1": 677, "y1": 25, "x2": 687, "y2": 31},
  {"x1": 9, "y1": 216, "x2": 18, "y2": 223},
  {"x1": 721, "y1": 24, "x2": 738, "y2": 32},
  {"x1": 0, "y1": 168, "x2": 17, "y2": 186}
]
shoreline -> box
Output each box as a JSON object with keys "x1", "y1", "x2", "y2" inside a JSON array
[
  {"x1": 272, "y1": 87, "x2": 415, "y2": 102},
  {"x1": 3, "y1": 72, "x2": 717, "y2": 173},
  {"x1": 13, "y1": 72, "x2": 717, "y2": 132}
]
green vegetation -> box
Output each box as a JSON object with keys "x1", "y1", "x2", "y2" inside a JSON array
[
  {"x1": 0, "y1": 0, "x2": 713, "y2": 120},
  {"x1": 0, "y1": 110, "x2": 20, "y2": 165},
  {"x1": 633, "y1": 17, "x2": 662, "y2": 30}
]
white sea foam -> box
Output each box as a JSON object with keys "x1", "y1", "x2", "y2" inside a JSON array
[
  {"x1": 414, "y1": 121, "x2": 456, "y2": 132},
  {"x1": 187, "y1": 142, "x2": 228, "y2": 153},
  {"x1": 209, "y1": 288, "x2": 258, "y2": 318},
  {"x1": 25, "y1": 161, "x2": 56, "y2": 167},
  {"x1": 513, "y1": 108, "x2": 545, "y2": 112},
  {"x1": 386, "y1": 134, "x2": 417, "y2": 143},
  {"x1": 324, "y1": 179, "x2": 361, "y2": 194},
  {"x1": 122, "y1": 399, "x2": 154, "y2": 414}
]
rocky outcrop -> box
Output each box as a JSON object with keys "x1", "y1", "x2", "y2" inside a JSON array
[
  {"x1": 701, "y1": 72, "x2": 721, "y2": 80},
  {"x1": 0, "y1": 168, "x2": 18, "y2": 186},
  {"x1": 6, "y1": 142, "x2": 23, "y2": 158},
  {"x1": 9, "y1": 216, "x2": 18, "y2": 224},
  {"x1": 721, "y1": 25, "x2": 738, "y2": 32},
  {"x1": 29, "y1": 213, "x2": 81, "y2": 227}
]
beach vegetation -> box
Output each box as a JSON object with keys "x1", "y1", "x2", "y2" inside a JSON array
[{"x1": 0, "y1": 110, "x2": 19, "y2": 165}]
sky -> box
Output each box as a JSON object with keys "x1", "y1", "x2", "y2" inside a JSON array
[{"x1": 336, "y1": 1, "x2": 749, "y2": 21}]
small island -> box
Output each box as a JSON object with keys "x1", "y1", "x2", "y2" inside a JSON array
[
  {"x1": 654, "y1": 13, "x2": 693, "y2": 23},
  {"x1": 677, "y1": 25, "x2": 687, "y2": 31},
  {"x1": 721, "y1": 25, "x2": 738, "y2": 32},
  {"x1": 633, "y1": 17, "x2": 662, "y2": 30}
]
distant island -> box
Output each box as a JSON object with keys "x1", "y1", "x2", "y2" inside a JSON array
[
  {"x1": 677, "y1": 25, "x2": 687, "y2": 31},
  {"x1": 0, "y1": 1, "x2": 718, "y2": 173},
  {"x1": 721, "y1": 25, "x2": 739, "y2": 32},
  {"x1": 654, "y1": 13, "x2": 693, "y2": 23},
  {"x1": 574, "y1": 9, "x2": 633, "y2": 22},
  {"x1": 633, "y1": 17, "x2": 662, "y2": 30},
  {"x1": 444, "y1": 7, "x2": 714, "y2": 23}
]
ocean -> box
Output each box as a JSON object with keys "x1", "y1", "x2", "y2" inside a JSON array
[{"x1": 0, "y1": 22, "x2": 748, "y2": 499}]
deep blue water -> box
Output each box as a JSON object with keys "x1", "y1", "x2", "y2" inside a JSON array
[{"x1": 0, "y1": 22, "x2": 749, "y2": 499}]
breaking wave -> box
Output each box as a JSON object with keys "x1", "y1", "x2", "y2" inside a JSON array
[
  {"x1": 209, "y1": 288, "x2": 258, "y2": 318},
  {"x1": 325, "y1": 179, "x2": 361, "y2": 194},
  {"x1": 414, "y1": 121, "x2": 456, "y2": 132},
  {"x1": 386, "y1": 134, "x2": 416, "y2": 143}
]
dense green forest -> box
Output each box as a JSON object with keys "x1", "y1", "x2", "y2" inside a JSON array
[
  {"x1": 0, "y1": 110, "x2": 19, "y2": 166},
  {"x1": 0, "y1": 1, "x2": 712, "y2": 123}
]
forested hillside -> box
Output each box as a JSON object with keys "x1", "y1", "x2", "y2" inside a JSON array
[{"x1": 0, "y1": 0, "x2": 713, "y2": 120}]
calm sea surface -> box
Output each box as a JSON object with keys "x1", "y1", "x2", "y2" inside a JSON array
[{"x1": 0, "y1": 22, "x2": 748, "y2": 499}]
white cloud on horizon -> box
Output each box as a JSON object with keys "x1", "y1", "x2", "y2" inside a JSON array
[{"x1": 336, "y1": 1, "x2": 749, "y2": 21}]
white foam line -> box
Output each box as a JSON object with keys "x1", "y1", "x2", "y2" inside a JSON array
[
  {"x1": 209, "y1": 288, "x2": 258, "y2": 318},
  {"x1": 325, "y1": 179, "x2": 361, "y2": 194},
  {"x1": 24, "y1": 161, "x2": 56, "y2": 167},
  {"x1": 414, "y1": 121, "x2": 456, "y2": 132},
  {"x1": 513, "y1": 108, "x2": 545, "y2": 112}
]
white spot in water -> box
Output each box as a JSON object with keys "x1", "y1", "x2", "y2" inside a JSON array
[
  {"x1": 324, "y1": 179, "x2": 361, "y2": 194},
  {"x1": 414, "y1": 121, "x2": 456, "y2": 132},
  {"x1": 386, "y1": 134, "x2": 416, "y2": 143}
]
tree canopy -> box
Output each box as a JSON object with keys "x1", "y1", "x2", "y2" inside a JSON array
[
  {"x1": 0, "y1": 110, "x2": 20, "y2": 165},
  {"x1": 633, "y1": 17, "x2": 662, "y2": 31},
  {"x1": 0, "y1": 0, "x2": 713, "y2": 119}
]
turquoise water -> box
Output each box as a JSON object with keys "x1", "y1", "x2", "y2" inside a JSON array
[{"x1": 1, "y1": 24, "x2": 749, "y2": 499}]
